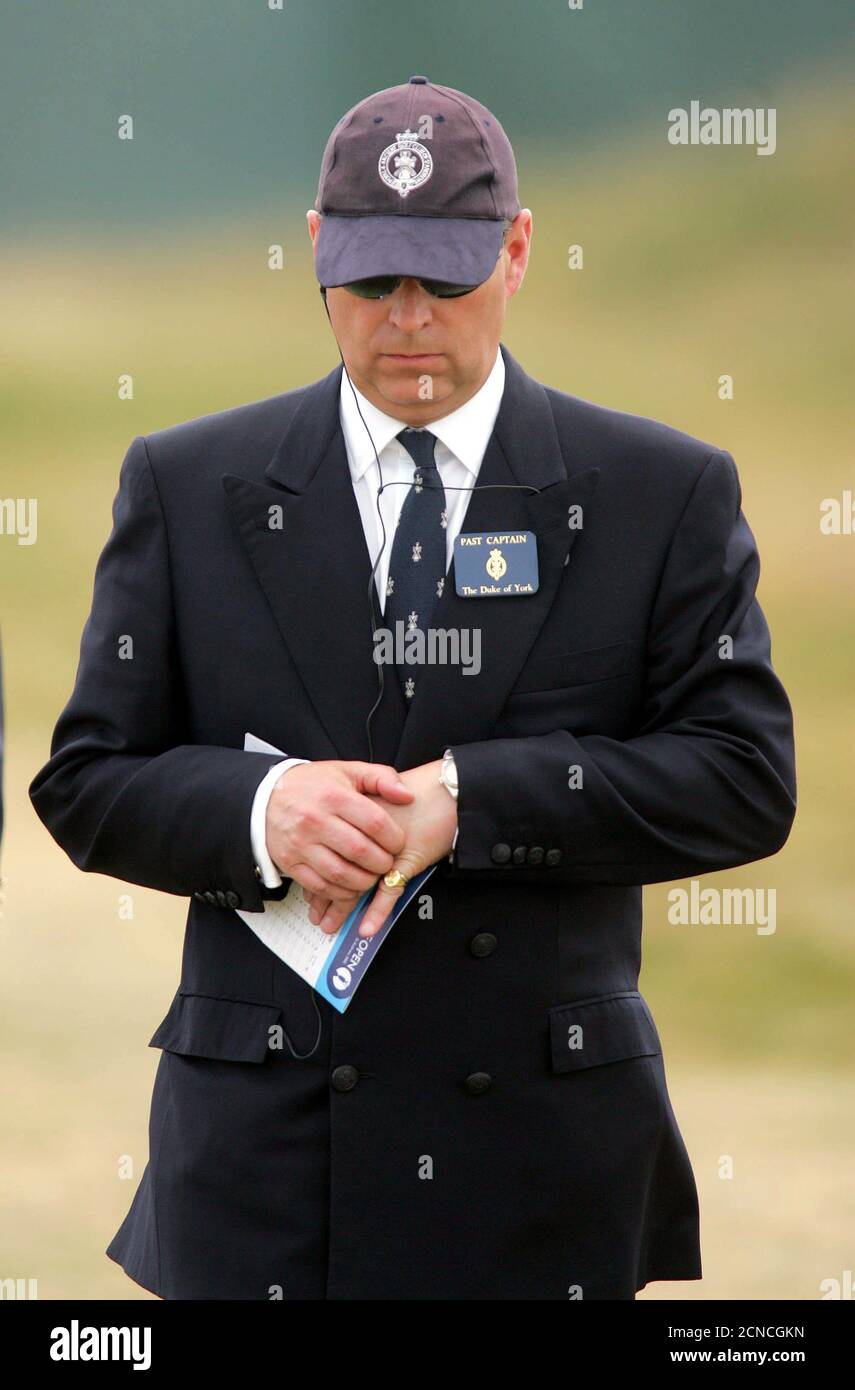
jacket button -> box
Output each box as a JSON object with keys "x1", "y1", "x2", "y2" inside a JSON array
[
  {"x1": 526, "y1": 846, "x2": 544, "y2": 865},
  {"x1": 204, "y1": 890, "x2": 217, "y2": 905},
  {"x1": 470, "y1": 932, "x2": 498, "y2": 957},
  {"x1": 225, "y1": 890, "x2": 241, "y2": 908},
  {"x1": 331, "y1": 1065, "x2": 359, "y2": 1092},
  {"x1": 511, "y1": 845, "x2": 527, "y2": 864},
  {"x1": 215, "y1": 889, "x2": 227, "y2": 907},
  {"x1": 490, "y1": 843, "x2": 511, "y2": 864},
  {"x1": 464, "y1": 1071, "x2": 492, "y2": 1095},
  {"x1": 545, "y1": 848, "x2": 562, "y2": 866},
  {"x1": 192, "y1": 891, "x2": 205, "y2": 902}
]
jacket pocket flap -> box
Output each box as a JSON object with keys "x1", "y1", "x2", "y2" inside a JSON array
[
  {"x1": 548, "y1": 991, "x2": 661, "y2": 1072},
  {"x1": 148, "y1": 992, "x2": 283, "y2": 1063},
  {"x1": 513, "y1": 641, "x2": 633, "y2": 695}
]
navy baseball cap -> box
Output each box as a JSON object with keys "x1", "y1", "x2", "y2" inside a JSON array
[{"x1": 313, "y1": 76, "x2": 520, "y2": 289}]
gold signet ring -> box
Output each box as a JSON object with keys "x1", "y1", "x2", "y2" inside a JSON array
[{"x1": 383, "y1": 869, "x2": 409, "y2": 890}]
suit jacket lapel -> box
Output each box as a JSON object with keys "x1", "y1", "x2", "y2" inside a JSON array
[
  {"x1": 393, "y1": 347, "x2": 599, "y2": 770},
  {"x1": 223, "y1": 345, "x2": 599, "y2": 771},
  {"x1": 223, "y1": 362, "x2": 408, "y2": 763}
]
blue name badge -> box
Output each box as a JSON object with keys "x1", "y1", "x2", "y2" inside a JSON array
[{"x1": 453, "y1": 530, "x2": 539, "y2": 597}]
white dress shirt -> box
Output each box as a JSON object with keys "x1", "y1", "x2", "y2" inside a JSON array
[{"x1": 250, "y1": 346, "x2": 506, "y2": 888}]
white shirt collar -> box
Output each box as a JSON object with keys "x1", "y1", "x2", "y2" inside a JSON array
[{"x1": 339, "y1": 346, "x2": 505, "y2": 481}]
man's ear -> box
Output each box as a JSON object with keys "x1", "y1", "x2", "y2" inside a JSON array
[{"x1": 306, "y1": 209, "x2": 322, "y2": 253}]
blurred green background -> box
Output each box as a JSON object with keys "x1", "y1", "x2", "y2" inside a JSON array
[{"x1": 1, "y1": 1, "x2": 853, "y2": 1301}]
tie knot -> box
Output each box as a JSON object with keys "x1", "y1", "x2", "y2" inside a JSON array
[{"x1": 396, "y1": 428, "x2": 439, "y2": 472}]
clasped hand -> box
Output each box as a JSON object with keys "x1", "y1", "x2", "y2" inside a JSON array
[{"x1": 263, "y1": 759, "x2": 457, "y2": 938}]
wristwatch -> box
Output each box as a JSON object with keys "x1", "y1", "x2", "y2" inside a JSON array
[{"x1": 439, "y1": 747, "x2": 459, "y2": 799}]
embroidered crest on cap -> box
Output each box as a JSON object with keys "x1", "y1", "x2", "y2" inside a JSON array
[{"x1": 378, "y1": 129, "x2": 433, "y2": 198}]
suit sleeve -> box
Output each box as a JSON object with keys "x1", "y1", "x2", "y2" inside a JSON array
[
  {"x1": 443, "y1": 450, "x2": 796, "y2": 886},
  {"x1": 28, "y1": 435, "x2": 290, "y2": 912}
]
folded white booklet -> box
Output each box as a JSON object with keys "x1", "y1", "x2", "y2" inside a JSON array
[{"x1": 238, "y1": 734, "x2": 436, "y2": 1012}]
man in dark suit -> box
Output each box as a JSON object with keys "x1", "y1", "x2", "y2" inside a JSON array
[{"x1": 29, "y1": 77, "x2": 795, "y2": 1300}]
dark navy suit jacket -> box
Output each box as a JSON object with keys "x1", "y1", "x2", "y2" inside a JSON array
[{"x1": 29, "y1": 344, "x2": 796, "y2": 1299}]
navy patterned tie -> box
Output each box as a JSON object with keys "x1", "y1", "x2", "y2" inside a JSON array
[{"x1": 384, "y1": 428, "x2": 448, "y2": 701}]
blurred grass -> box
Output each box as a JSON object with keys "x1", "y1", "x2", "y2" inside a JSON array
[{"x1": 1, "y1": 59, "x2": 853, "y2": 1298}]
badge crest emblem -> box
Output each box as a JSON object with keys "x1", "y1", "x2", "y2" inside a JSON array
[
  {"x1": 486, "y1": 548, "x2": 508, "y2": 580},
  {"x1": 378, "y1": 129, "x2": 433, "y2": 198}
]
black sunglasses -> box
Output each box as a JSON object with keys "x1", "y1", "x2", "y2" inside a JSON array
[{"x1": 338, "y1": 274, "x2": 481, "y2": 300}]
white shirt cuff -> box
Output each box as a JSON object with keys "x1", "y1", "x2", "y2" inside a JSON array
[{"x1": 250, "y1": 757, "x2": 309, "y2": 888}]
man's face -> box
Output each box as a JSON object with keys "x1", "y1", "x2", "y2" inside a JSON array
[{"x1": 306, "y1": 209, "x2": 532, "y2": 425}]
